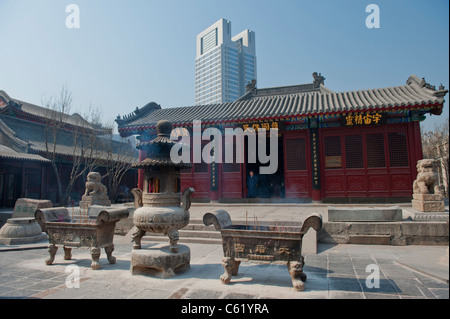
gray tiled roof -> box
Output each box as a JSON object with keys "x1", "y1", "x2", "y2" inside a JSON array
[
  {"x1": 132, "y1": 157, "x2": 192, "y2": 169},
  {"x1": 0, "y1": 145, "x2": 50, "y2": 162},
  {"x1": 0, "y1": 90, "x2": 108, "y2": 134},
  {"x1": 0, "y1": 115, "x2": 138, "y2": 161},
  {"x1": 117, "y1": 75, "x2": 447, "y2": 135}
]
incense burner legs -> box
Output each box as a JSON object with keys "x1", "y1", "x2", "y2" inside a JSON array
[
  {"x1": 132, "y1": 227, "x2": 180, "y2": 253},
  {"x1": 90, "y1": 247, "x2": 101, "y2": 270},
  {"x1": 168, "y1": 228, "x2": 180, "y2": 253},
  {"x1": 132, "y1": 229, "x2": 146, "y2": 250},
  {"x1": 287, "y1": 258, "x2": 307, "y2": 292},
  {"x1": 45, "y1": 244, "x2": 117, "y2": 270},
  {"x1": 63, "y1": 247, "x2": 72, "y2": 260},
  {"x1": 221, "y1": 257, "x2": 241, "y2": 284},
  {"x1": 105, "y1": 244, "x2": 116, "y2": 264},
  {"x1": 46, "y1": 244, "x2": 58, "y2": 266}
]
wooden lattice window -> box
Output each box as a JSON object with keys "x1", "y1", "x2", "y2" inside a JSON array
[
  {"x1": 324, "y1": 136, "x2": 342, "y2": 169},
  {"x1": 223, "y1": 141, "x2": 241, "y2": 172},
  {"x1": 223, "y1": 163, "x2": 240, "y2": 172},
  {"x1": 286, "y1": 138, "x2": 306, "y2": 171},
  {"x1": 181, "y1": 167, "x2": 192, "y2": 174},
  {"x1": 388, "y1": 132, "x2": 409, "y2": 167},
  {"x1": 345, "y1": 135, "x2": 364, "y2": 169},
  {"x1": 366, "y1": 133, "x2": 386, "y2": 168},
  {"x1": 194, "y1": 162, "x2": 208, "y2": 173},
  {"x1": 193, "y1": 143, "x2": 208, "y2": 173}
]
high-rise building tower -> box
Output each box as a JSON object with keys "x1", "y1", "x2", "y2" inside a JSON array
[{"x1": 195, "y1": 18, "x2": 256, "y2": 105}]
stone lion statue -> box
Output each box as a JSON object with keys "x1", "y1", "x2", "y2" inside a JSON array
[
  {"x1": 413, "y1": 159, "x2": 441, "y2": 195},
  {"x1": 84, "y1": 172, "x2": 107, "y2": 197}
]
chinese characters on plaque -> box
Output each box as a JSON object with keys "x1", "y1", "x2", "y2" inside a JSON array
[
  {"x1": 242, "y1": 121, "x2": 282, "y2": 132},
  {"x1": 310, "y1": 128, "x2": 320, "y2": 190},
  {"x1": 342, "y1": 112, "x2": 386, "y2": 127},
  {"x1": 210, "y1": 160, "x2": 218, "y2": 191}
]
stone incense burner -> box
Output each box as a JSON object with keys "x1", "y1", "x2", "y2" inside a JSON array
[
  {"x1": 131, "y1": 120, "x2": 194, "y2": 253},
  {"x1": 130, "y1": 120, "x2": 194, "y2": 277}
]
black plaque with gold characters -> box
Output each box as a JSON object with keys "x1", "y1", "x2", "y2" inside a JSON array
[{"x1": 310, "y1": 128, "x2": 321, "y2": 190}]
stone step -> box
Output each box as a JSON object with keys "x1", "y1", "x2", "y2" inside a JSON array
[
  {"x1": 189, "y1": 219, "x2": 301, "y2": 227},
  {"x1": 142, "y1": 229, "x2": 221, "y2": 239},
  {"x1": 142, "y1": 235, "x2": 222, "y2": 245},
  {"x1": 320, "y1": 221, "x2": 449, "y2": 246},
  {"x1": 413, "y1": 213, "x2": 449, "y2": 222},
  {"x1": 180, "y1": 230, "x2": 222, "y2": 239},
  {"x1": 138, "y1": 220, "x2": 223, "y2": 245},
  {"x1": 139, "y1": 219, "x2": 307, "y2": 246},
  {"x1": 348, "y1": 235, "x2": 391, "y2": 245},
  {"x1": 183, "y1": 223, "x2": 216, "y2": 231}
]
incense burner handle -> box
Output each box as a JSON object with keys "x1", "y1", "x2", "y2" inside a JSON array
[
  {"x1": 203, "y1": 210, "x2": 233, "y2": 231},
  {"x1": 35, "y1": 207, "x2": 71, "y2": 232},
  {"x1": 96, "y1": 208, "x2": 130, "y2": 225},
  {"x1": 181, "y1": 187, "x2": 195, "y2": 211},
  {"x1": 131, "y1": 188, "x2": 143, "y2": 208},
  {"x1": 300, "y1": 213, "x2": 323, "y2": 234},
  {"x1": 35, "y1": 209, "x2": 47, "y2": 233}
]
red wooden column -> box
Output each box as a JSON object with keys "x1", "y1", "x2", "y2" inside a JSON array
[{"x1": 137, "y1": 150, "x2": 147, "y2": 190}]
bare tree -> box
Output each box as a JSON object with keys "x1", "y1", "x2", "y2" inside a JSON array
[
  {"x1": 99, "y1": 122, "x2": 137, "y2": 203},
  {"x1": 422, "y1": 116, "x2": 449, "y2": 197},
  {"x1": 42, "y1": 86, "x2": 108, "y2": 205},
  {"x1": 42, "y1": 85, "x2": 73, "y2": 205}
]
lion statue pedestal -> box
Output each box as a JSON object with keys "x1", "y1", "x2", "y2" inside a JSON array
[
  {"x1": 79, "y1": 172, "x2": 111, "y2": 207},
  {"x1": 412, "y1": 159, "x2": 444, "y2": 212}
]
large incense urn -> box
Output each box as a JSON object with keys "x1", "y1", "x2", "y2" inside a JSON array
[
  {"x1": 204, "y1": 210, "x2": 323, "y2": 291},
  {"x1": 130, "y1": 120, "x2": 194, "y2": 278},
  {"x1": 132, "y1": 187, "x2": 194, "y2": 253}
]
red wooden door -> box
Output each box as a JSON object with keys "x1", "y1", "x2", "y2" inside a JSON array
[
  {"x1": 221, "y1": 133, "x2": 243, "y2": 199},
  {"x1": 283, "y1": 131, "x2": 311, "y2": 198}
]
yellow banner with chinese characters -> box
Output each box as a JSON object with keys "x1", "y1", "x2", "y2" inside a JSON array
[
  {"x1": 342, "y1": 112, "x2": 386, "y2": 127},
  {"x1": 240, "y1": 120, "x2": 285, "y2": 132}
]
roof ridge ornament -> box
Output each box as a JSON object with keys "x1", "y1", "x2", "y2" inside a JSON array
[
  {"x1": 116, "y1": 102, "x2": 161, "y2": 125},
  {"x1": 407, "y1": 74, "x2": 441, "y2": 91},
  {"x1": 407, "y1": 74, "x2": 448, "y2": 98},
  {"x1": 421, "y1": 78, "x2": 436, "y2": 91},
  {"x1": 246, "y1": 79, "x2": 257, "y2": 93},
  {"x1": 312, "y1": 72, "x2": 325, "y2": 88}
]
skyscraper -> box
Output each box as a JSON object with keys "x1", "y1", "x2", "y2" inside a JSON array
[{"x1": 195, "y1": 18, "x2": 256, "y2": 105}]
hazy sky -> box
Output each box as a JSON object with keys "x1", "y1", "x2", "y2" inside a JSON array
[{"x1": 0, "y1": 0, "x2": 448, "y2": 131}]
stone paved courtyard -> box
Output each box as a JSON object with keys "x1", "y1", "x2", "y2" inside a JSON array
[{"x1": 0, "y1": 235, "x2": 448, "y2": 299}]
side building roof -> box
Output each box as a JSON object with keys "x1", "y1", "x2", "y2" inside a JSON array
[
  {"x1": 0, "y1": 144, "x2": 50, "y2": 163},
  {"x1": 0, "y1": 115, "x2": 138, "y2": 163},
  {"x1": 0, "y1": 90, "x2": 109, "y2": 135}
]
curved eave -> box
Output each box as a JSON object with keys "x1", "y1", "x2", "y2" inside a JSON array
[{"x1": 132, "y1": 158, "x2": 192, "y2": 169}]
